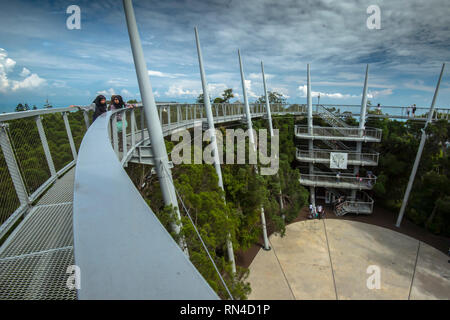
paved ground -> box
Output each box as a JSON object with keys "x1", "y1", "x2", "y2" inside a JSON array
[{"x1": 247, "y1": 219, "x2": 450, "y2": 300}]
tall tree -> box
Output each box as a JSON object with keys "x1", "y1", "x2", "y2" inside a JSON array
[{"x1": 256, "y1": 91, "x2": 286, "y2": 104}]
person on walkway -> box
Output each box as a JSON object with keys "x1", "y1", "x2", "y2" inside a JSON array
[
  {"x1": 412, "y1": 104, "x2": 417, "y2": 118},
  {"x1": 110, "y1": 95, "x2": 134, "y2": 151},
  {"x1": 92, "y1": 95, "x2": 108, "y2": 122},
  {"x1": 317, "y1": 205, "x2": 323, "y2": 219},
  {"x1": 308, "y1": 204, "x2": 314, "y2": 219},
  {"x1": 376, "y1": 103, "x2": 382, "y2": 115},
  {"x1": 406, "y1": 106, "x2": 411, "y2": 117},
  {"x1": 69, "y1": 95, "x2": 108, "y2": 122}
]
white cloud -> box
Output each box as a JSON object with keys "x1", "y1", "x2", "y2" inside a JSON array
[
  {"x1": 148, "y1": 70, "x2": 185, "y2": 79},
  {"x1": 403, "y1": 80, "x2": 435, "y2": 92},
  {"x1": 244, "y1": 79, "x2": 259, "y2": 99},
  {"x1": 97, "y1": 88, "x2": 116, "y2": 96},
  {"x1": 52, "y1": 80, "x2": 67, "y2": 88},
  {"x1": 0, "y1": 48, "x2": 46, "y2": 93},
  {"x1": 165, "y1": 85, "x2": 200, "y2": 97},
  {"x1": 120, "y1": 89, "x2": 132, "y2": 97},
  {"x1": 11, "y1": 73, "x2": 46, "y2": 91},
  {"x1": 367, "y1": 89, "x2": 393, "y2": 99},
  {"x1": 298, "y1": 85, "x2": 358, "y2": 99},
  {"x1": 164, "y1": 80, "x2": 232, "y2": 99},
  {"x1": 248, "y1": 72, "x2": 274, "y2": 80},
  {"x1": 20, "y1": 67, "x2": 30, "y2": 77}
]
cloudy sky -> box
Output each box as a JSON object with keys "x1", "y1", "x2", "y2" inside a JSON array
[{"x1": 0, "y1": 0, "x2": 449, "y2": 112}]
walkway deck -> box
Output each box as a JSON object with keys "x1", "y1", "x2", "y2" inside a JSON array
[{"x1": 0, "y1": 168, "x2": 76, "y2": 300}]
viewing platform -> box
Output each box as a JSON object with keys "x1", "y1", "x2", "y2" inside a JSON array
[
  {"x1": 299, "y1": 172, "x2": 377, "y2": 190},
  {"x1": 296, "y1": 148, "x2": 379, "y2": 167},
  {"x1": 334, "y1": 192, "x2": 374, "y2": 216},
  {"x1": 294, "y1": 125, "x2": 382, "y2": 142}
]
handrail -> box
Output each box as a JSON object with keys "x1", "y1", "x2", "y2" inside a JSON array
[
  {"x1": 295, "y1": 125, "x2": 383, "y2": 140},
  {"x1": 316, "y1": 104, "x2": 349, "y2": 127},
  {"x1": 296, "y1": 147, "x2": 379, "y2": 165},
  {"x1": 72, "y1": 111, "x2": 218, "y2": 299},
  {"x1": 340, "y1": 192, "x2": 374, "y2": 214},
  {"x1": 300, "y1": 172, "x2": 377, "y2": 187}
]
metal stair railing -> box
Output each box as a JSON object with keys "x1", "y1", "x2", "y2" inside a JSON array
[
  {"x1": 322, "y1": 138, "x2": 351, "y2": 150},
  {"x1": 316, "y1": 105, "x2": 349, "y2": 128},
  {"x1": 300, "y1": 171, "x2": 377, "y2": 189},
  {"x1": 335, "y1": 192, "x2": 374, "y2": 216},
  {"x1": 295, "y1": 125, "x2": 382, "y2": 141},
  {"x1": 296, "y1": 148, "x2": 379, "y2": 166}
]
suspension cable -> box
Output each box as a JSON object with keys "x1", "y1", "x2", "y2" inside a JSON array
[{"x1": 161, "y1": 163, "x2": 234, "y2": 300}]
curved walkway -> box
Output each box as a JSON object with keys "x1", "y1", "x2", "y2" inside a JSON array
[{"x1": 247, "y1": 219, "x2": 450, "y2": 300}]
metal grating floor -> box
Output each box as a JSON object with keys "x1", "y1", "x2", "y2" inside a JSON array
[{"x1": 0, "y1": 168, "x2": 77, "y2": 300}]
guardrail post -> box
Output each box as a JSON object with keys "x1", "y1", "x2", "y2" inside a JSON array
[
  {"x1": 62, "y1": 112, "x2": 77, "y2": 160},
  {"x1": 131, "y1": 108, "x2": 136, "y2": 151},
  {"x1": 141, "y1": 107, "x2": 145, "y2": 142},
  {"x1": 83, "y1": 110, "x2": 90, "y2": 130},
  {"x1": 112, "y1": 114, "x2": 119, "y2": 156},
  {"x1": 0, "y1": 123, "x2": 29, "y2": 205},
  {"x1": 122, "y1": 110, "x2": 127, "y2": 162},
  {"x1": 168, "y1": 105, "x2": 171, "y2": 129},
  {"x1": 35, "y1": 115, "x2": 56, "y2": 177}
]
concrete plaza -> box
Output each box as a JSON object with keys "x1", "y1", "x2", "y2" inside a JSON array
[{"x1": 247, "y1": 219, "x2": 450, "y2": 300}]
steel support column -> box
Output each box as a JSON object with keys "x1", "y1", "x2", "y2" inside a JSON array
[
  {"x1": 307, "y1": 64, "x2": 315, "y2": 208},
  {"x1": 396, "y1": 63, "x2": 445, "y2": 227},
  {"x1": 238, "y1": 49, "x2": 269, "y2": 251},
  {"x1": 195, "y1": 27, "x2": 236, "y2": 272},
  {"x1": 353, "y1": 65, "x2": 369, "y2": 200},
  {"x1": 261, "y1": 61, "x2": 274, "y2": 138},
  {"x1": 123, "y1": 0, "x2": 186, "y2": 253}
]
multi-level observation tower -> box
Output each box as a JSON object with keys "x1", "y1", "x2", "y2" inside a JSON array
[{"x1": 295, "y1": 65, "x2": 381, "y2": 216}]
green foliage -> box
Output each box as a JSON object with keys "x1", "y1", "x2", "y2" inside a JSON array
[
  {"x1": 256, "y1": 91, "x2": 287, "y2": 104},
  {"x1": 368, "y1": 117, "x2": 450, "y2": 236},
  {"x1": 15, "y1": 103, "x2": 29, "y2": 112}
]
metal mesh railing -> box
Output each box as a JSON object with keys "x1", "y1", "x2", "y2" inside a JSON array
[
  {"x1": 7, "y1": 118, "x2": 51, "y2": 196},
  {"x1": 296, "y1": 148, "x2": 379, "y2": 165},
  {"x1": 41, "y1": 113, "x2": 73, "y2": 172},
  {"x1": 295, "y1": 125, "x2": 382, "y2": 140},
  {"x1": 0, "y1": 151, "x2": 20, "y2": 226},
  {"x1": 300, "y1": 172, "x2": 377, "y2": 189},
  {"x1": 0, "y1": 107, "x2": 88, "y2": 236}
]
